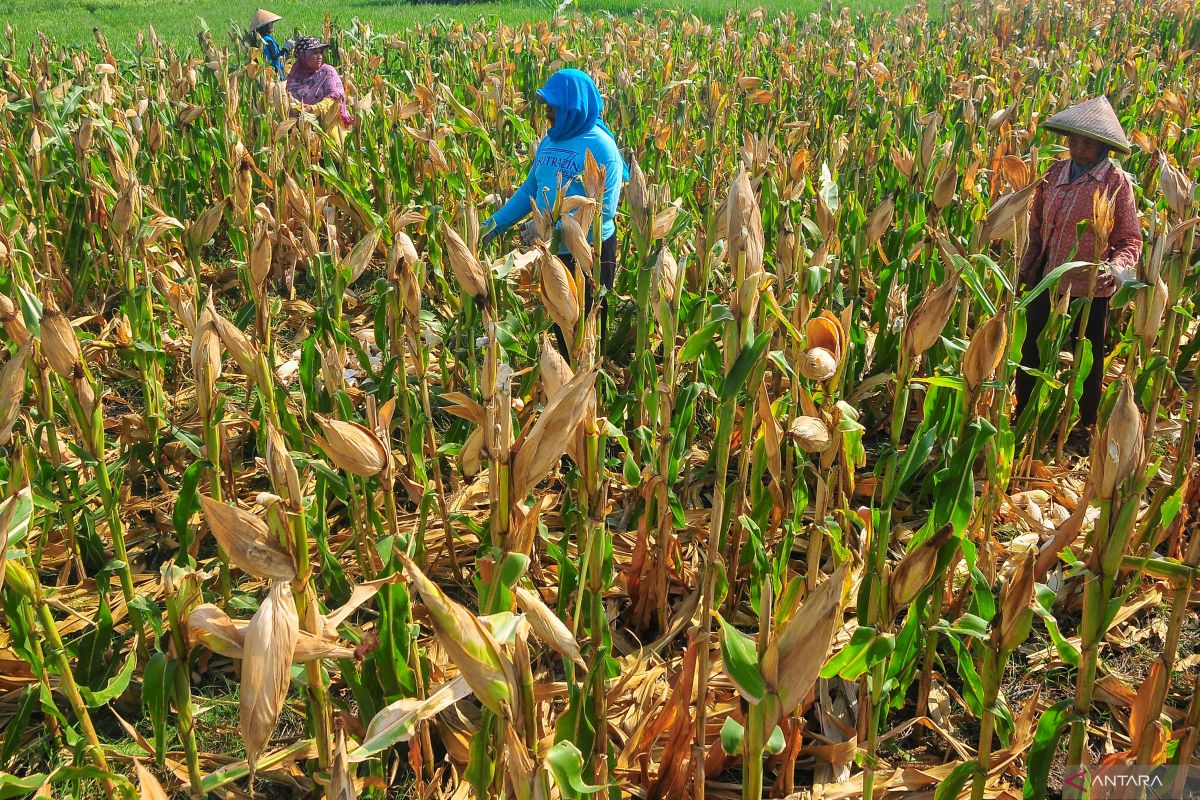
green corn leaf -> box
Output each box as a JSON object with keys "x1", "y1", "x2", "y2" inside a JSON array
[
  {"x1": 546, "y1": 740, "x2": 606, "y2": 798},
  {"x1": 720, "y1": 331, "x2": 771, "y2": 402},
  {"x1": 0, "y1": 771, "x2": 47, "y2": 799},
  {"x1": 720, "y1": 716, "x2": 745, "y2": 755},
  {"x1": 765, "y1": 724, "x2": 786, "y2": 755},
  {"x1": 718, "y1": 615, "x2": 765, "y2": 703},
  {"x1": 142, "y1": 652, "x2": 177, "y2": 763},
  {"x1": 933, "y1": 761, "x2": 982, "y2": 800},
  {"x1": 79, "y1": 649, "x2": 136, "y2": 707},
  {"x1": 821, "y1": 626, "x2": 895, "y2": 680},
  {"x1": 1023, "y1": 700, "x2": 1079, "y2": 800}
]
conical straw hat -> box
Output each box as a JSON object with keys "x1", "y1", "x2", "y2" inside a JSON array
[
  {"x1": 1041, "y1": 96, "x2": 1131, "y2": 155},
  {"x1": 249, "y1": 9, "x2": 282, "y2": 32}
]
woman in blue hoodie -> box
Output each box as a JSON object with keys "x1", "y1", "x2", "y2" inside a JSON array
[{"x1": 482, "y1": 68, "x2": 627, "y2": 351}]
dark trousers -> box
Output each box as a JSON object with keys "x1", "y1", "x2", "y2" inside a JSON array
[
  {"x1": 553, "y1": 233, "x2": 617, "y2": 356},
  {"x1": 1014, "y1": 289, "x2": 1110, "y2": 428}
]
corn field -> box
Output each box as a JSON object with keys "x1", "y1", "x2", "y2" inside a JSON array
[{"x1": 0, "y1": 0, "x2": 1199, "y2": 797}]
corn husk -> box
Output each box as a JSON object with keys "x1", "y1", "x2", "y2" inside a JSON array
[
  {"x1": 314, "y1": 414, "x2": 388, "y2": 477},
  {"x1": 932, "y1": 164, "x2": 958, "y2": 211},
  {"x1": 240, "y1": 581, "x2": 299, "y2": 775},
  {"x1": 904, "y1": 272, "x2": 960, "y2": 358},
  {"x1": 198, "y1": 495, "x2": 296, "y2": 581},
  {"x1": 806, "y1": 313, "x2": 845, "y2": 359},
  {"x1": 540, "y1": 248, "x2": 580, "y2": 335},
  {"x1": 513, "y1": 585, "x2": 584, "y2": 666},
  {"x1": 249, "y1": 223, "x2": 273, "y2": 288},
  {"x1": 726, "y1": 169, "x2": 765, "y2": 276},
  {"x1": 191, "y1": 304, "x2": 222, "y2": 407},
  {"x1": 510, "y1": 366, "x2": 597, "y2": 500},
  {"x1": 0, "y1": 342, "x2": 31, "y2": 445},
  {"x1": 1159, "y1": 152, "x2": 1193, "y2": 219},
  {"x1": 789, "y1": 415, "x2": 832, "y2": 453},
  {"x1": 440, "y1": 221, "x2": 489, "y2": 302},
  {"x1": 212, "y1": 312, "x2": 262, "y2": 383},
  {"x1": 186, "y1": 199, "x2": 227, "y2": 254},
  {"x1": 1092, "y1": 378, "x2": 1144, "y2": 500},
  {"x1": 560, "y1": 214, "x2": 594, "y2": 273},
  {"x1": 39, "y1": 301, "x2": 82, "y2": 378},
  {"x1": 398, "y1": 553, "x2": 515, "y2": 717},
  {"x1": 1133, "y1": 276, "x2": 1168, "y2": 351},
  {"x1": 800, "y1": 347, "x2": 838, "y2": 382},
  {"x1": 865, "y1": 195, "x2": 895, "y2": 247},
  {"x1": 459, "y1": 426, "x2": 484, "y2": 477},
  {"x1": 187, "y1": 603, "x2": 355, "y2": 662},
  {"x1": 962, "y1": 311, "x2": 1008, "y2": 391},
  {"x1": 998, "y1": 551, "x2": 1035, "y2": 652},
  {"x1": 0, "y1": 294, "x2": 30, "y2": 347},
  {"x1": 979, "y1": 179, "x2": 1042, "y2": 243},
  {"x1": 265, "y1": 422, "x2": 301, "y2": 506},
  {"x1": 888, "y1": 523, "x2": 955, "y2": 608},
  {"x1": 539, "y1": 333, "x2": 574, "y2": 400},
  {"x1": 761, "y1": 564, "x2": 846, "y2": 722},
  {"x1": 329, "y1": 730, "x2": 357, "y2": 800}
]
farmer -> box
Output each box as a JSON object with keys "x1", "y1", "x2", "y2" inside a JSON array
[
  {"x1": 247, "y1": 8, "x2": 292, "y2": 78},
  {"x1": 1014, "y1": 96, "x2": 1142, "y2": 446},
  {"x1": 482, "y1": 68, "x2": 628, "y2": 353},
  {"x1": 285, "y1": 37, "x2": 355, "y2": 142}
]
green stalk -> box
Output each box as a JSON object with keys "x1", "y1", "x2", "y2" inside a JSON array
[
  {"x1": 17, "y1": 570, "x2": 118, "y2": 800},
  {"x1": 287, "y1": 505, "x2": 334, "y2": 769},
  {"x1": 165, "y1": 586, "x2": 203, "y2": 796}
]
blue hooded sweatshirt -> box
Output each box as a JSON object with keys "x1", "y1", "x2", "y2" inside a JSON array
[{"x1": 484, "y1": 69, "x2": 628, "y2": 245}]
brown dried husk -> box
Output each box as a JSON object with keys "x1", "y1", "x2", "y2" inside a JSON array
[
  {"x1": 560, "y1": 214, "x2": 594, "y2": 273},
  {"x1": 761, "y1": 564, "x2": 846, "y2": 723},
  {"x1": 440, "y1": 220, "x2": 489, "y2": 301},
  {"x1": 962, "y1": 311, "x2": 1008, "y2": 391},
  {"x1": 40, "y1": 304, "x2": 81, "y2": 378},
  {"x1": 187, "y1": 603, "x2": 355, "y2": 662},
  {"x1": 0, "y1": 342, "x2": 31, "y2": 445},
  {"x1": 510, "y1": 366, "x2": 598, "y2": 500},
  {"x1": 789, "y1": 415, "x2": 832, "y2": 453},
  {"x1": 514, "y1": 585, "x2": 584, "y2": 666},
  {"x1": 240, "y1": 581, "x2": 300, "y2": 775},
  {"x1": 865, "y1": 195, "x2": 895, "y2": 246},
  {"x1": 0, "y1": 294, "x2": 30, "y2": 347},
  {"x1": 1093, "y1": 378, "x2": 1144, "y2": 499},
  {"x1": 265, "y1": 422, "x2": 302, "y2": 506},
  {"x1": 315, "y1": 414, "x2": 389, "y2": 477},
  {"x1": 198, "y1": 495, "x2": 296, "y2": 580},
  {"x1": 540, "y1": 249, "x2": 580, "y2": 335},
  {"x1": 800, "y1": 347, "x2": 838, "y2": 382},
  {"x1": 904, "y1": 272, "x2": 960, "y2": 358},
  {"x1": 888, "y1": 523, "x2": 955, "y2": 609},
  {"x1": 539, "y1": 334, "x2": 574, "y2": 400}
]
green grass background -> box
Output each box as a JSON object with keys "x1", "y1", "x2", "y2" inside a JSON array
[{"x1": 4, "y1": 0, "x2": 908, "y2": 52}]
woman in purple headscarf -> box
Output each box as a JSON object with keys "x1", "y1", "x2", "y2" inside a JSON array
[{"x1": 285, "y1": 37, "x2": 354, "y2": 139}]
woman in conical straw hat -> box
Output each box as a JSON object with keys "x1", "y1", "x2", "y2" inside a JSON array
[
  {"x1": 248, "y1": 9, "x2": 292, "y2": 78},
  {"x1": 1014, "y1": 96, "x2": 1142, "y2": 450}
]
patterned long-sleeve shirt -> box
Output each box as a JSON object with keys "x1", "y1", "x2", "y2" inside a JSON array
[{"x1": 1019, "y1": 158, "x2": 1142, "y2": 297}]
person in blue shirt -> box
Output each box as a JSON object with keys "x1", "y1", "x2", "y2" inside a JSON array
[
  {"x1": 248, "y1": 9, "x2": 292, "y2": 78},
  {"x1": 482, "y1": 68, "x2": 628, "y2": 352}
]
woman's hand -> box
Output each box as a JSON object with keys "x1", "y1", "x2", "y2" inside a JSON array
[{"x1": 519, "y1": 220, "x2": 539, "y2": 247}]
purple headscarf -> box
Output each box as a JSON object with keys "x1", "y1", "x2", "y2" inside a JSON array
[{"x1": 285, "y1": 51, "x2": 354, "y2": 128}]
